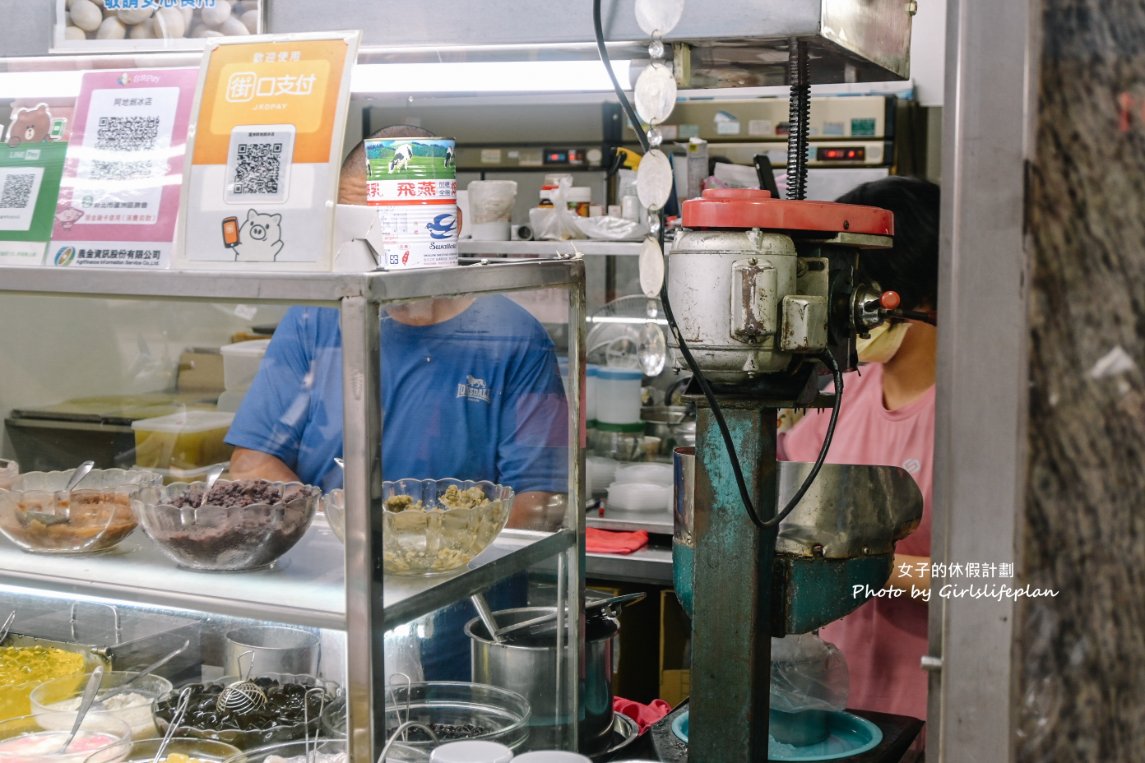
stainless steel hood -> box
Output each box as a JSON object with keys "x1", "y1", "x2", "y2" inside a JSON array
[{"x1": 269, "y1": 0, "x2": 913, "y2": 87}]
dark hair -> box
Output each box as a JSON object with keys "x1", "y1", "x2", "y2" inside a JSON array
[
  {"x1": 340, "y1": 124, "x2": 436, "y2": 179},
  {"x1": 837, "y1": 176, "x2": 940, "y2": 310}
]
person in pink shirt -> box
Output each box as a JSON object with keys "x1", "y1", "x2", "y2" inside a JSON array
[{"x1": 780, "y1": 176, "x2": 939, "y2": 726}]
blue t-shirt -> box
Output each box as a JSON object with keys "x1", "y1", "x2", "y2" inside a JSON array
[{"x1": 226, "y1": 295, "x2": 568, "y2": 493}]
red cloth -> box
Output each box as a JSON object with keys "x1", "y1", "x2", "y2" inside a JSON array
[
  {"x1": 585, "y1": 528, "x2": 649, "y2": 554},
  {"x1": 781, "y1": 363, "x2": 935, "y2": 721},
  {"x1": 613, "y1": 697, "x2": 672, "y2": 733}
]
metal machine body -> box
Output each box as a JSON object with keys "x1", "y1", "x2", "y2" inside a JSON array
[{"x1": 667, "y1": 189, "x2": 923, "y2": 761}]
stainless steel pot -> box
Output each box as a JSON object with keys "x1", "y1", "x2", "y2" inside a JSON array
[{"x1": 466, "y1": 606, "x2": 618, "y2": 753}]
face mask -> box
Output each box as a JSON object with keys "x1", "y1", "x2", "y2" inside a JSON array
[{"x1": 856, "y1": 321, "x2": 910, "y2": 364}]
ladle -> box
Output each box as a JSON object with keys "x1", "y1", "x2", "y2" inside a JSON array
[
  {"x1": 196, "y1": 463, "x2": 226, "y2": 508},
  {"x1": 56, "y1": 665, "x2": 103, "y2": 754},
  {"x1": 26, "y1": 461, "x2": 97, "y2": 527},
  {"x1": 470, "y1": 593, "x2": 504, "y2": 645},
  {"x1": 64, "y1": 460, "x2": 95, "y2": 492},
  {"x1": 96, "y1": 638, "x2": 190, "y2": 705}
]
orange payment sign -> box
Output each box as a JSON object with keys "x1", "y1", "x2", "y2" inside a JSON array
[
  {"x1": 180, "y1": 32, "x2": 360, "y2": 270},
  {"x1": 194, "y1": 40, "x2": 345, "y2": 165}
]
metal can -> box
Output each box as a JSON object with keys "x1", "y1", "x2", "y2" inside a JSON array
[{"x1": 364, "y1": 137, "x2": 458, "y2": 269}]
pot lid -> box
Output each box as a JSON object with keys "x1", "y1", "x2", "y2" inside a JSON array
[{"x1": 681, "y1": 188, "x2": 893, "y2": 236}]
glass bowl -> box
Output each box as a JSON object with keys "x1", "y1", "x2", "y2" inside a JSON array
[
  {"x1": 321, "y1": 682, "x2": 530, "y2": 759},
  {"x1": 225, "y1": 737, "x2": 345, "y2": 763},
  {"x1": 0, "y1": 468, "x2": 160, "y2": 554},
  {"x1": 321, "y1": 490, "x2": 345, "y2": 544},
  {"x1": 135, "y1": 480, "x2": 320, "y2": 571},
  {"x1": 0, "y1": 645, "x2": 94, "y2": 721},
  {"x1": 0, "y1": 710, "x2": 131, "y2": 762},
  {"x1": 32, "y1": 670, "x2": 173, "y2": 739},
  {"x1": 109, "y1": 736, "x2": 242, "y2": 762},
  {"x1": 152, "y1": 673, "x2": 340, "y2": 751},
  {"x1": 379, "y1": 479, "x2": 513, "y2": 575}
]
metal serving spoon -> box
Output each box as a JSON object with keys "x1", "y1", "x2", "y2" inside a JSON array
[
  {"x1": 25, "y1": 461, "x2": 96, "y2": 527},
  {"x1": 56, "y1": 665, "x2": 103, "y2": 754}
]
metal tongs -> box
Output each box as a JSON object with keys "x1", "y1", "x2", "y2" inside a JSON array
[{"x1": 154, "y1": 686, "x2": 193, "y2": 763}]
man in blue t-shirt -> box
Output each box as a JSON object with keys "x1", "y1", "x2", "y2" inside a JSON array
[
  {"x1": 225, "y1": 127, "x2": 568, "y2": 681},
  {"x1": 226, "y1": 126, "x2": 569, "y2": 530}
]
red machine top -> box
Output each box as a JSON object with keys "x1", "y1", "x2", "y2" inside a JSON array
[{"x1": 681, "y1": 188, "x2": 894, "y2": 236}]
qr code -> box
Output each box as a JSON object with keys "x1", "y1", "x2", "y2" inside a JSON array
[
  {"x1": 91, "y1": 116, "x2": 161, "y2": 180},
  {"x1": 231, "y1": 141, "x2": 285, "y2": 195},
  {"x1": 0, "y1": 173, "x2": 34, "y2": 209}
]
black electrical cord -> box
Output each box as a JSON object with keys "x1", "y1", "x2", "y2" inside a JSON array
[
  {"x1": 591, "y1": 0, "x2": 842, "y2": 529},
  {"x1": 592, "y1": 1, "x2": 650, "y2": 155}
]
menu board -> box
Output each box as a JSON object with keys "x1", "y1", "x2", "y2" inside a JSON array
[
  {"x1": 176, "y1": 32, "x2": 359, "y2": 271},
  {"x1": 48, "y1": 68, "x2": 198, "y2": 269},
  {"x1": 0, "y1": 105, "x2": 69, "y2": 267}
]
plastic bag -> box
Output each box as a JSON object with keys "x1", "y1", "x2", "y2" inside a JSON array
[
  {"x1": 529, "y1": 177, "x2": 585, "y2": 240},
  {"x1": 575, "y1": 214, "x2": 646, "y2": 241},
  {"x1": 769, "y1": 633, "x2": 849, "y2": 713}
]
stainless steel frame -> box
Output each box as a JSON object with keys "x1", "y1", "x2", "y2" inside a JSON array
[
  {"x1": 930, "y1": 0, "x2": 1034, "y2": 760},
  {"x1": 0, "y1": 259, "x2": 587, "y2": 762},
  {"x1": 3, "y1": 0, "x2": 911, "y2": 86}
]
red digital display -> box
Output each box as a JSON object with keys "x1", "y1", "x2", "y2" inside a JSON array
[{"x1": 817, "y1": 146, "x2": 866, "y2": 162}]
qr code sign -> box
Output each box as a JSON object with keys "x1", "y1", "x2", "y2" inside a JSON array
[
  {"x1": 233, "y1": 141, "x2": 284, "y2": 195},
  {"x1": 0, "y1": 173, "x2": 34, "y2": 209},
  {"x1": 90, "y1": 116, "x2": 161, "y2": 181},
  {"x1": 0, "y1": 166, "x2": 43, "y2": 232},
  {"x1": 225, "y1": 125, "x2": 295, "y2": 204}
]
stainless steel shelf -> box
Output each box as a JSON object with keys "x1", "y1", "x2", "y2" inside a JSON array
[
  {"x1": 0, "y1": 259, "x2": 582, "y2": 303},
  {"x1": 0, "y1": 519, "x2": 574, "y2": 632},
  {"x1": 459, "y1": 241, "x2": 642, "y2": 258}
]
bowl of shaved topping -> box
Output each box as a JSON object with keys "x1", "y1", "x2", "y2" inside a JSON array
[{"x1": 379, "y1": 479, "x2": 513, "y2": 576}]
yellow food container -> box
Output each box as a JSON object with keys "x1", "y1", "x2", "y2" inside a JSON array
[
  {"x1": 0, "y1": 646, "x2": 87, "y2": 720},
  {"x1": 131, "y1": 412, "x2": 234, "y2": 471}
]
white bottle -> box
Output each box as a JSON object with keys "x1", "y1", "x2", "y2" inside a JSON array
[{"x1": 512, "y1": 752, "x2": 593, "y2": 763}]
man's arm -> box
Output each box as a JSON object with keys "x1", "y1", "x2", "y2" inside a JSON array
[{"x1": 228, "y1": 446, "x2": 303, "y2": 484}]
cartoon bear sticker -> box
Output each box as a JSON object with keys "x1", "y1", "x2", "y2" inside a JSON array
[
  {"x1": 6, "y1": 104, "x2": 53, "y2": 147},
  {"x1": 231, "y1": 209, "x2": 284, "y2": 261}
]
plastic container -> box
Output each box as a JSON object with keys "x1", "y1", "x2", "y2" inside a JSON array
[
  {"x1": 593, "y1": 368, "x2": 644, "y2": 425},
  {"x1": 31, "y1": 670, "x2": 173, "y2": 739},
  {"x1": 118, "y1": 737, "x2": 242, "y2": 763},
  {"x1": 432, "y1": 740, "x2": 513, "y2": 762},
  {"x1": 566, "y1": 187, "x2": 592, "y2": 217},
  {"x1": 134, "y1": 463, "x2": 229, "y2": 486},
  {"x1": 225, "y1": 738, "x2": 343, "y2": 763},
  {"x1": 321, "y1": 682, "x2": 530, "y2": 757},
  {"x1": 613, "y1": 462, "x2": 674, "y2": 486},
  {"x1": 0, "y1": 711, "x2": 131, "y2": 762},
  {"x1": 131, "y1": 411, "x2": 234, "y2": 470},
  {"x1": 219, "y1": 339, "x2": 271, "y2": 391},
  {"x1": 512, "y1": 751, "x2": 592, "y2": 762},
  {"x1": 585, "y1": 365, "x2": 601, "y2": 422},
  {"x1": 606, "y1": 482, "x2": 672, "y2": 513}
]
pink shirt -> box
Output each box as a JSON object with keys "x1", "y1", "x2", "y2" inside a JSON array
[{"x1": 779, "y1": 363, "x2": 934, "y2": 720}]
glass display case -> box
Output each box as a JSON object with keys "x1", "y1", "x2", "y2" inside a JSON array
[{"x1": 0, "y1": 260, "x2": 586, "y2": 761}]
